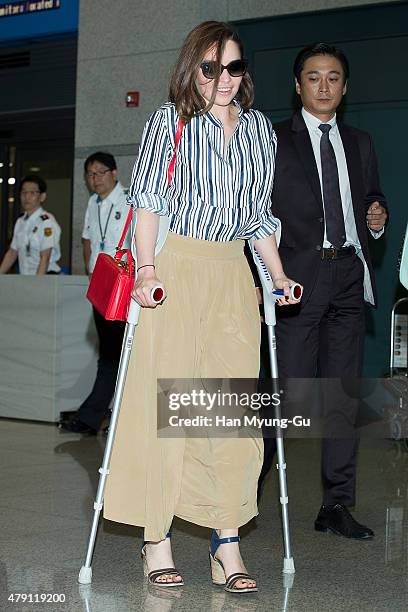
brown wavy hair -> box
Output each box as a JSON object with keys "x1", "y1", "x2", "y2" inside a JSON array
[{"x1": 169, "y1": 21, "x2": 254, "y2": 123}]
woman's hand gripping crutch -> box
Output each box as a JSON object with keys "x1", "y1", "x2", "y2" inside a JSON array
[{"x1": 249, "y1": 233, "x2": 302, "y2": 576}]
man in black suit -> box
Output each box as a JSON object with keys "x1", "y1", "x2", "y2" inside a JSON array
[{"x1": 262, "y1": 43, "x2": 387, "y2": 539}]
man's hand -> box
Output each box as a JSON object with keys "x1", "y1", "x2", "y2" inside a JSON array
[{"x1": 367, "y1": 201, "x2": 387, "y2": 231}]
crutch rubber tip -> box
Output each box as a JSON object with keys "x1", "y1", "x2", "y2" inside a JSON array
[
  {"x1": 283, "y1": 557, "x2": 295, "y2": 574},
  {"x1": 78, "y1": 566, "x2": 92, "y2": 584}
]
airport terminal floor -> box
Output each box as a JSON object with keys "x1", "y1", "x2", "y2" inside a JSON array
[{"x1": 1, "y1": 419, "x2": 407, "y2": 612}]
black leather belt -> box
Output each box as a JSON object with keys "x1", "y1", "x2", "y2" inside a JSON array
[{"x1": 321, "y1": 246, "x2": 355, "y2": 260}]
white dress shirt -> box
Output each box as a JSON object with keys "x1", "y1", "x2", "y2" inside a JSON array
[
  {"x1": 82, "y1": 181, "x2": 130, "y2": 273},
  {"x1": 302, "y1": 107, "x2": 383, "y2": 304}
]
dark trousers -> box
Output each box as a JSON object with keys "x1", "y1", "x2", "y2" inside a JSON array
[
  {"x1": 79, "y1": 308, "x2": 125, "y2": 430},
  {"x1": 262, "y1": 253, "x2": 365, "y2": 506}
]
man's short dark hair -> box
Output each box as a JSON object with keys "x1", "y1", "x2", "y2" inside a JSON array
[
  {"x1": 84, "y1": 151, "x2": 117, "y2": 173},
  {"x1": 293, "y1": 43, "x2": 350, "y2": 83},
  {"x1": 20, "y1": 175, "x2": 47, "y2": 193}
]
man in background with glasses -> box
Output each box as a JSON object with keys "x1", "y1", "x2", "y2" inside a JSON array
[
  {"x1": 61, "y1": 151, "x2": 129, "y2": 435},
  {"x1": 0, "y1": 175, "x2": 61, "y2": 275}
]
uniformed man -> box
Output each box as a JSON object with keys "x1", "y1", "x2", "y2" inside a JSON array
[
  {"x1": 61, "y1": 152, "x2": 129, "y2": 435},
  {"x1": 0, "y1": 175, "x2": 61, "y2": 275},
  {"x1": 82, "y1": 153, "x2": 130, "y2": 275}
]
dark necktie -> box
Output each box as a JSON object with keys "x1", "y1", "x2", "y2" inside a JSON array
[{"x1": 319, "y1": 123, "x2": 346, "y2": 249}]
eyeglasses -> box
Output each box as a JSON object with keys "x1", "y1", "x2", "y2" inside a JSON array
[
  {"x1": 20, "y1": 190, "x2": 41, "y2": 197},
  {"x1": 200, "y1": 59, "x2": 247, "y2": 80},
  {"x1": 86, "y1": 169, "x2": 112, "y2": 179}
]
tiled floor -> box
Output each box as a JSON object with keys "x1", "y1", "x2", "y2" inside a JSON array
[{"x1": 1, "y1": 419, "x2": 407, "y2": 612}]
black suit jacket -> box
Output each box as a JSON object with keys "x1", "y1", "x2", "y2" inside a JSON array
[{"x1": 271, "y1": 111, "x2": 386, "y2": 306}]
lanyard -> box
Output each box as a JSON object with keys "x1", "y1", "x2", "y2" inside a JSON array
[
  {"x1": 24, "y1": 214, "x2": 36, "y2": 256},
  {"x1": 97, "y1": 202, "x2": 114, "y2": 251}
]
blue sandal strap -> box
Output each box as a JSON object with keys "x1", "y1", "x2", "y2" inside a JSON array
[
  {"x1": 217, "y1": 537, "x2": 240, "y2": 545},
  {"x1": 210, "y1": 530, "x2": 241, "y2": 556}
]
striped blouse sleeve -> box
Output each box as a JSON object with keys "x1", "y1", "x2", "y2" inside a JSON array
[
  {"x1": 252, "y1": 126, "x2": 280, "y2": 240},
  {"x1": 253, "y1": 214, "x2": 281, "y2": 241},
  {"x1": 127, "y1": 108, "x2": 171, "y2": 215}
]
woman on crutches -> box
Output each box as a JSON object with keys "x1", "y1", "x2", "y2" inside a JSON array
[{"x1": 103, "y1": 20, "x2": 301, "y2": 594}]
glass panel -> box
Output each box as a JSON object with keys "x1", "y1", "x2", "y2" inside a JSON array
[
  {"x1": 0, "y1": 145, "x2": 18, "y2": 266},
  {"x1": 0, "y1": 148, "x2": 4, "y2": 257},
  {"x1": 7, "y1": 145, "x2": 17, "y2": 241}
]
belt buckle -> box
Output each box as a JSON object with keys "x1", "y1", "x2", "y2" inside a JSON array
[
  {"x1": 329, "y1": 248, "x2": 338, "y2": 259},
  {"x1": 324, "y1": 248, "x2": 337, "y2": 260}
]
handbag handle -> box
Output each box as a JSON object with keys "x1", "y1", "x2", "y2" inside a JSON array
[
  {"x1": 115, "y1": 248, "x2": 134, "y2": 275},
  {"x1": 115, "y1": 118, "x2": 184, "y2": 254}
]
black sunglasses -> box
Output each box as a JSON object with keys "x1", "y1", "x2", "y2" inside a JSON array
[{"x1": 200, "y1": 59, "x2": 247, "y2": 80}]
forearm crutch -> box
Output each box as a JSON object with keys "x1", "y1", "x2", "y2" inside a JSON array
[
  {"x1": 78, "y1": 215, "x2": 170, "y2": 585},
  {"x1": 249, "y1": 241, "x2": 301, "y2": 575}
]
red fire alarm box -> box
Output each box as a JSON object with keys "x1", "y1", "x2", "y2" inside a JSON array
[{"x1": 126, "y1": 92, "x2": 139, "y2": 107}]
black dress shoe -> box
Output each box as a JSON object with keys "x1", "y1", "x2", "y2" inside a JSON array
[
  {"x1": 59, "y1": 410, "x2": 79, "y2": 424},
  {"x1": 315, "y1": 504, "x2": 374, "y2": 539},
  {"x1": 60, "y1": 419, "x2": 97, "y2": 435}
]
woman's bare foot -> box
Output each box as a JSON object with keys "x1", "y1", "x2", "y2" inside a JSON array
[
  {"x1": 142, "y1": 537, "x2": 183, "y2": 585},
  {"x1": 215, "y1": 529, "x2": 256, "y2": 590}
]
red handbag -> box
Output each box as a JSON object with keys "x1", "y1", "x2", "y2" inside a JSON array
[
  {"x1": 86, "y1": 214, "x2": 134, "y2": 321},
  {"x1": 86, "y1": 119, "x2": 184, "y2": 321}
]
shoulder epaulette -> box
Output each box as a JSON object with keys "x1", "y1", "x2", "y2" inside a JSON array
[{"x1": 40, "y1": 214, "x2": 49, "y2": 221}]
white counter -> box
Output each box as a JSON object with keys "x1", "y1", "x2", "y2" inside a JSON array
[{"x1": 0, "y1": 275, "x2": 98, "y2": 422}]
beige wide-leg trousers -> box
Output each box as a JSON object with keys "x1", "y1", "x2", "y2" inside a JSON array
[{"x1": 104, "y1": 232, "x2": 263, "y2": 541}]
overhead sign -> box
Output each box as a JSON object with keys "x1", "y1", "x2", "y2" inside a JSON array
[
  {"x1": 0, "y1": 0, "x2": 78, "y2": 42},
  {"x1": 0, "y1": 1, "x2": 61, "y2": 18}
]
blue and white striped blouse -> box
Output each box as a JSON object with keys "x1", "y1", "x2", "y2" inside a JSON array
[{"x1": 127, "y1": 101, "x2": 280, "y2": 241}]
